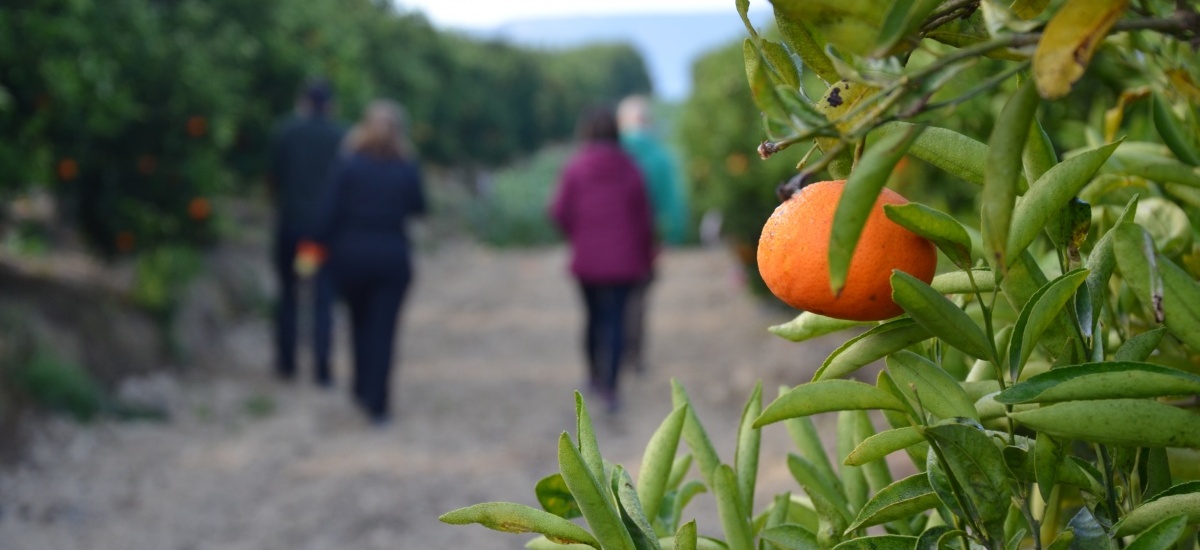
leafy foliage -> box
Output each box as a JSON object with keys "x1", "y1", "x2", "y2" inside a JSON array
[
  {"x1": 0, "y1": 0, "x2": 651, "y2": 254},
  {"x1": 451, "y1": 0, "x2": 1200, "y2": 548}
]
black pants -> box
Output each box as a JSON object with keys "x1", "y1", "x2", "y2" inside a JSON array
[
  {"x1": 273, "y1": 227, "x2": 334, "y2": 382},
  {"x1": 333, "y1": 242, "x2": 412, "y2": 420},
  {"x1": 579, "y1": 282, "x2": 636, "y2": 404},
  {"x1": 623, "y1": 277, "x2": 652, "y2": 372}
]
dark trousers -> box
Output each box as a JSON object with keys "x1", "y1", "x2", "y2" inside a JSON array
[
  {"x1": 334, "y1": 249, "x2": 412, "y2": 419},
  {"x1": 579, "y1": 282, "x2": 636, "y2": 403},
  {"x1": 623, "y1": 277, "x2": 651, "y2": 372},
  {"x1": 273, "y1": 227, "x2": 334, "y2": 382}
]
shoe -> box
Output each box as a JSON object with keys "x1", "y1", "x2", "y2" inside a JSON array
[
  {"x1": 314, "y1": 374, "x2": 333, "y2": 390},
  {"x1": 368, "y1": 412, "x2": 392, "y2": 428}
]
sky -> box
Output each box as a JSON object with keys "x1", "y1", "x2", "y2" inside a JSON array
[{"x1": 396, "y1": 0, "x2": 742, "y2": 29}]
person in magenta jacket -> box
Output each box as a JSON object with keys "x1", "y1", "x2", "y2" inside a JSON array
[{"x1": 549, "y1": 106, "x2": 656, "y2": 412}]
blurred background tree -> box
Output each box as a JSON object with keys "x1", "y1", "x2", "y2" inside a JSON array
[{"x1": 0, "y1": 0, "x2": 651, "y2": 255}]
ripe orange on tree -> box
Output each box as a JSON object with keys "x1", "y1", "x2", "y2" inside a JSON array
[
  {"x1": 757, "y1": 180, "x2": 936, "y2": 321},
  {"x1": 187, "y1": 197, "x2": 211, "y2": 221},
  {"x1": 186, "y1": 115, "x2": 207, "y2": 137},
  {"x1": 56, "y1": 157, "x2": 79, "y2": 181}
]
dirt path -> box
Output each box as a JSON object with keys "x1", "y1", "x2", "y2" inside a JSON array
[{"x1": 0, "y1": 242, "x2": 843, "y2": 550}]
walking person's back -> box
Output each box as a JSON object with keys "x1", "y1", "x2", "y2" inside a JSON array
[
  {"x1": 550, "y1": 106, "x2": 656, "y2": 412},
  {"x1": 313, "y1": 100, "x2": 426, "y2": 425},
  {"x1": 268, "y1": 79, "x2": 346, "y2": 386}
]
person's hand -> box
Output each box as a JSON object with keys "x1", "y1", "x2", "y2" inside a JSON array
[{"x1": 294, "y1": 240, "x2": 327, "y2": 279}]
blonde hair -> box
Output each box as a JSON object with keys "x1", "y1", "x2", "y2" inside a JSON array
[{"x1": 345, "y1": 99, "x2": 413, "y2": 159}]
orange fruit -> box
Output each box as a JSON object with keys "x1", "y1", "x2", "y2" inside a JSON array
[
  {"x1": 56, "y1": 158, "x2": 78, "y2": 181},
  {"x1": 757, "y1": 180, "x2": 936, "y2": 321},
  {"x1": 187, "y1": 197, "x2": 211, "y2": 221},
  {"x1": 137, "y1": 154, "x2": 158, "y2": 175},
  {"x1": 186, "y1": 115, "x2": 207, "y2": 137},
  {"x1": 115, "y1": 231, "x2": 136, "y2": 253}
]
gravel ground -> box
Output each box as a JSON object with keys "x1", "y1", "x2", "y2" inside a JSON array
[{"x1": 0, "y1": 242, "x2": 846, "y2": 550}]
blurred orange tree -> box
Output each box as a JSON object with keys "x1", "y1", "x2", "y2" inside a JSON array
[{"x1": 0, "y1": 0, "x2": 651, "y2": 254}]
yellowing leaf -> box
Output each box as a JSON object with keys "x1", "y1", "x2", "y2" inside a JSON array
[{"x1": 1033, "y1": 0, "x2": 1129, "y2": 99}]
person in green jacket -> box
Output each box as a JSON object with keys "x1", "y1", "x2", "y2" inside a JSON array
[{"x1": 617, "y1": 95, "x2": 689, "y2": 373}]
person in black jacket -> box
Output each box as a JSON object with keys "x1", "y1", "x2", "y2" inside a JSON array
[
  {"x1": 268, "y1": 79, "x2": 345, "y2": 387},
  {"x1": 311, "y1": 100, "x2": 426, "y2": 425}
]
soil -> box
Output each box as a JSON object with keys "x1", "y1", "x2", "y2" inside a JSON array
[{"x1": 0, "y1": 240, "x2": 847, "y2": 550}]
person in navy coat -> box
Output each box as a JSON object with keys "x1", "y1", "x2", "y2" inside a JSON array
[{"x1": 311, "y1": 99, "x2": 426, "y2": 425}]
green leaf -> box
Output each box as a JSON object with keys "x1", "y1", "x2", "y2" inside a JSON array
[
  {"x1": 613, "y1": 466, "x2": 660, "y2": 550},
  {"x1": 558, "y1": 432, "x2": 637, "y2": 550},
  {"x1": 829, "y1": 123, "x2": 925, "y2": 293},
  {"x1": 784, "y1": 408, "x2": 845, "y2": 495},
  {"x1": 1065, "y1": 507, "x2": 1115, "y2": 549},
  {"x1": 815, "y1": 318, "x2": 932, "y2": 381},
  {"x1": 524, "y1": 536, "x2": 595, "y2": 550},
  {"x1": 1006, "y1": 140, "x2": 1122, "y2": 264},
  {"x1": 873, "y1": 0, "x2": 944, "y2": 57},
  {"x1": 914, "y1": 525, "x2": 962, "y2": 550},
  {"x1": 1007, "y1": 269, "x2": 1089, "y2": 380},
  {"x1": 1034, "y1": 431, "x2": 1063, "y2": 502},
  {"x1": 1045, "y1": 530, "x2": 1074, "y2": 550},
  {"x1": 1136, "y1": 196, "x2": 1194, "y2": 257},
  {"x1": 770, "y1": 312, "x2": 867, "y2": 343},
  {"x1": 735, "y1": 383, "x2": 762, "y2": 516},
  {"x1": 755, "y1": 380, "x2": 908, "y2": 428},
  {"x1": 931, "y1": 269, "x2": 997, "y2": 295},
  {"x1": 925, "y1": 423, "x2": 1012, "y2": 541},
  {"x1": 671, "y1": 380, "x2": 722, "y2": 487},
  {"x1": 1152, "y1": 92, "x2": 1200, "y2": 166},
  {"x1": 846, "y1": 473, "x2": 941, "y2": 533},
  {"x1": 1113, "y1": 481, "x2": 1200, "y2": 536},
  {"x1": 1114, "y1": 222, "x2": 1166, "y2": 323},
  {"x1": 838, "y1": 411, "x2": 870, "y2": 515},
  {"x1": 761, "y1": 524, "x2": 820, "y2": 550},
  {"x1": 1159, "y1": 255, "x2": 1200, "y2": 352},
  {"x1": 878, "y1": 122, "x2": 988, "y2": 186},
  {"x1": 983, "y1": 78, "x2": 1039, "y2": 270},
  {"x1": 886, "y1": 351, "x2": 979, "y2": 421},
  {"x1": 770, "y1": 0, "x2": 885, "y2": 57},
  {"x1": 1009, "y1": 399, "x2": 1200, "y2": 448},
  {"x1": 1044, "y1": 197, "x2": 1091, "y2": 254},
  {"x1": 637, "y1": 405, "x2": 688, "y2": 524},
  {"x1": 1085, "y1": 196, "x2": 1139, "y2": 331},
  {"x1": 576, "y1": 392, "x2": 604, "y2": 482},
  {"x1": 670, "y1": 480, "x2": 709, "y2": 532},
  {"x1": 1110, "y1": 147, "x2": 1200, "y2": 188},
  {"x1": 761, "y1": 39, "x2": 801, "y2": 89},
  {"x1": 829, "y1": 535, "x2": 919, "y2": 549},
  {"x1": 713, "y1": 464, "x2": 754, "y2": 550},
  {"x1": 788, "y1": 453, "x2": 855, "y2": 543},
  {"x1": 852, "y1": 409, "x2": 895, "y2": 497},
  {"x1": 666, "y1": 454, "x2": 692, "y2": 492},
  {"x1": 440, "y1": 502, "x2": 601, "y2": 548},
  {"x1": 1124, "y1": 514, "x2": 1188, "y2": 550},
  {"x1": 1032, "y1": 0, "x2": 1129, "y2": 99},
  {"x1": 891, "y1": 270, "x2": 994, "y2": 360},
  {"x1": 1010, "y1": 0, "x2": 1051, "y2": 19},
  {"x1": 1024, "y1": 115, "x2": 1059, "y2": 184},
  {"x1": 845, "y1": 426, "x2": 925, "y2": 466},
  {"x1": 537, "y1": 473, "x2": 582, "y2": 519},
  {"x1": 998, "y1": 361, "x2": 1200, "y2": 404},
  {"x1": 744, "y1": 40, "x2": 789, "y2": 124},
  {"x1": 773, "y1": 5, "x2": 840, "y2": 84},
  {"x1": 884, "y1": 203, "x2": 973, "y2": 269},
  {"x1": 671, "y1": 520, "x2": 698, "y2": 550}
]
